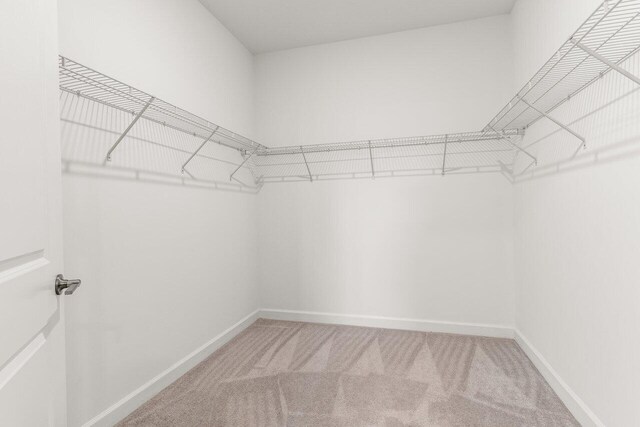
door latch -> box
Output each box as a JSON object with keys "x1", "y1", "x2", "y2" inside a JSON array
[{"x1": 55, "y1": 274, "x2": 82, "y2": 295}]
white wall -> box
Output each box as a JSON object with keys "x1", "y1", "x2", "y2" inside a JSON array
[
  {"x1": 58, "y1": 0, "x2": 254, "y2": 135},
  {"x1": 258, "y1": 176, "x2": 514, "y2": 326},
  {"x1": 255, "y1": 16, "x2": 513, "y2": 146},
  {"x1": 255, "y1": 16, "x2": 516, "y2": 328},
  {"x1": 57, "y1": 0, "x2": 259, "y2": 425},
  {"x1": 511, "y1": 0, "x2": 640, "y2": 425},
  {"x1": 56, "y1": 1, "x2": 640, "y2": 425}
]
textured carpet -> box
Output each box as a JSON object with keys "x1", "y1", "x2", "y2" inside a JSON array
[{"x1": 118, "y1": 319, "x2": 579, "y2": 426}]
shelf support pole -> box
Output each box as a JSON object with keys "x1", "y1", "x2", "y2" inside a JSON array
[
  {"x1": 570, "y1": 39, "x2": 640, "y2": 86},
  {"x1": 497, "y1": 161, "x2": 513, "y2": 175},
  {"x1": 229, "y1": 149, "x2": 257, "y2": 182},
  {"x1": 104, "y1": 97, "x2": 155, "y2": 164},
  {"x1": 497, "y1": 161, "x2": 514, "y2": 184},
  {"x1": 368, "y1": 141, "x2": 375, "y2": 179},
  {"x1": 516, "y1": 96, "x2": 586, "y2": 148},
  {"x1": 182, "y1": 168, "x2": 196, "y2": 180},
  {"x1": 517, "y1": 157, "x2": 537, "y2": 177},
  {"x1": 441, "y1": 135, "x2": 448, "y2": 175},
  {"x1": 487, "y1": 125, "x2": 537, "y2": 165},
  {"x1": 181, "y1": 126, "x2": 219, "y2": 173},
  {"x1": 300, "y1": 146, "x2": 313, "y2": 182}
]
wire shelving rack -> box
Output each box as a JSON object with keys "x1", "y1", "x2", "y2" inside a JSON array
[
  {"x1": 249, "y1": 131, "x2": 523, "y2": 183},
  {"x1": 58, "y1": 0, "x2": 640, "y2": 188},
  {"x1": 485, "y1": 0, "x2": 640, "y2": 138},
  {"x1": 58, "y1": 56, "x2": 266, "y2": 157}
]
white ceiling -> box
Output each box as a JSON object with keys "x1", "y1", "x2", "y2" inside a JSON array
[{"x1": 198, "y1": 0, "x2": 517, "y2": 54}]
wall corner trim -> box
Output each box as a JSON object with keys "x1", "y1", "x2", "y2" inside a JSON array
[
  {"x1": 258, "y1": 308, "x2": 515, "y2": 338},
  {"x1": 514, "y1": 330, "x2": 605, "y2": 427},
  {"x1": 82, "y1": 309, "x2": 261, "y2": 427}
]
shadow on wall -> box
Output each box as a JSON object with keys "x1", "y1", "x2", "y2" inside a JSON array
[
  {"x1": 58, "y1": 91, "x2": 259, "y2": 194},
  {"x1": 513, "y1": 51, "x2": 640, "y2": 182}
]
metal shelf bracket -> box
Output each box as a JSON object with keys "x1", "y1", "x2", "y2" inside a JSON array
[
  {"x1": 368, "y1": 141, "x2": 375, "y2": 179},
  {"x1": 300, "y1": 146, "x2": 313, "y2": 182},
  {"x1": 570, "y1": 38, "x2": 640, "y2": 86},
  {"x1": 516, "y1": 96, "x2": 586, "y2": 149},
  {"x1": 497, "y1": 161, "x2": 515, "y2": 183},
  {"x1": 181, "y1": 126, "x2": 219, "y2": 173},
  {"x1": 441, "y1": 135, "x2": 448, "y2": 176},
  {"x1": 517, "y1": 156, "x2": 537, "y2": 177},
  {"x1": 487, "y1": 125, "x2": 537, "y2": 165},
  {"x1": 104, "y1": 97, "x2": 155, "y2": 164},
  {"x1": 229, "y1": 149, "x2": 257, "y2": 181}
]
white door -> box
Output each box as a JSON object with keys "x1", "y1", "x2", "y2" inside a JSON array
[{"x1": 0, "y1": 0, "x2": 69, "y2": 425}]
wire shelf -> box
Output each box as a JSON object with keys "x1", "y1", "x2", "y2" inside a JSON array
[
  {"x1": 57, "y1": 0, "x2": 640, "y2": 187},
  {"x1": 485, "y1": 0, "x2": 640, "y2": 133},
  {"x1": 58, "y1": 55, "x2": 524, "y2": 184},
  {"x1": 58, "y1": 56, "x2": 265, "y2": 154},
  {"x1": 249, "y1": 130, "x2": 523, "y2": 183}
]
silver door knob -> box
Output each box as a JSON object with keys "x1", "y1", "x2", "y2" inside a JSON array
[{"x1": 55, "y1": 274, "x2": 82, "y2": 295}]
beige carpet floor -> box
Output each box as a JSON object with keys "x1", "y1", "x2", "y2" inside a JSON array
[{"x1": 118, "y1": 319, "x2": 579, "y2": 426}]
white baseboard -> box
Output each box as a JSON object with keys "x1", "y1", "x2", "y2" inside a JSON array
[
  {"x1": 258, "y1": 308, "x2": 514, "y2": 339},
  {"x1": 514, "y1": 330, "x2": 604, "y2": 427},
  {"x1": 83, "y1": 309, "x2": 260, "y2": 427}
]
